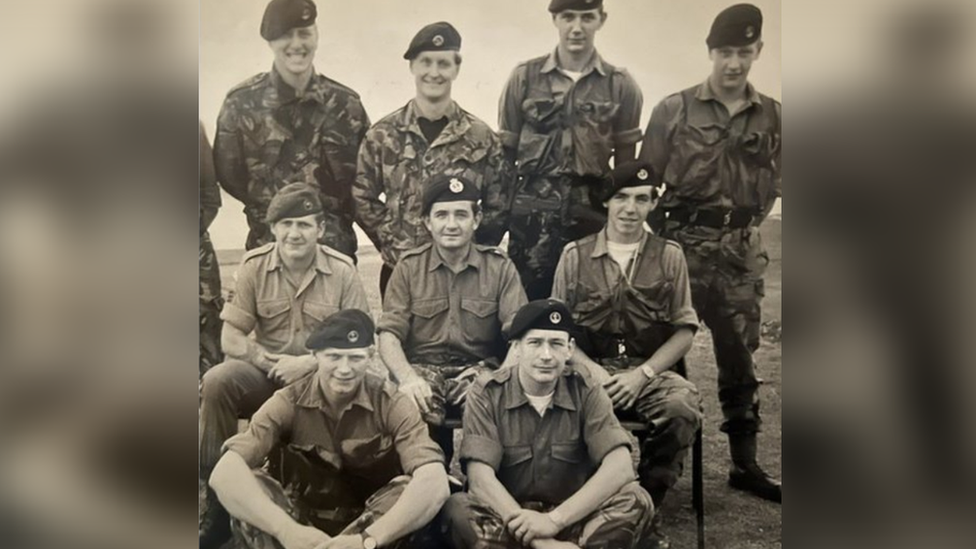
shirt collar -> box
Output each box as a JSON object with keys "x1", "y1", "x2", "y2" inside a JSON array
[
  {"x1": 269, "y1": 66, "x2": 328, "y2": 105},
  {"x1": 541, "y1": 48, "x2": 607, "y2": 77},
  {"x1": 427, "y1": 243, "x2": 482, "y2": 273},
  {"x1": 296, "y1": 372, "x2": 375, "y2": 412},
  {"x1": 589, "y1": 228, "x2": 649, "y2": 259},
  {"x1": 398, "y1": 99, "x2": 469, "y2": 139},
  {"x1": 267, "y1": 244, "x2": 334, "y2": 275},
  {"x1": 696, "y1": 78, "x2": 763, "y2": 109},
  {"x1": 502, "y1": 367, "x2": 578, "y2": 411}
]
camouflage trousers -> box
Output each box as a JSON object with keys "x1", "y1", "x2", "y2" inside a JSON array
[
  {"x1": 442, "y1": 482, "x2": 654, "y2": 549},
  {"x1": 662, "y1": 223, "x2": 769, "y2": 435},
  {"x1": 509, "y1": 174, "x2": 606, "y2": 300},
  {"x1": 200, "y1": 232, "x2": 224, "y2": 376},
  {"x1": 228, "y1": 470, "x2": 440, "y2": 549},
  {"x1": 411, "y1": 361, "x2": 495, "y2": 463},
  {"x1": 600, "y1": 358, "x2": 702, "y2": 505}
]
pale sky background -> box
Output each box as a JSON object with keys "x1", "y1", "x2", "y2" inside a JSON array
[{"x1": 201, "y1": 0, "x2": 782, "y2": 250}]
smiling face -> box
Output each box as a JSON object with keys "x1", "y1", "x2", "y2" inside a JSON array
[
  {"x1": 604, "y1": 185, "x2": 656, "y2": 241},
  {"x1": 270, "y1": 214, "x2": 323, "y2": 263},
  {"x1": 513, "y1": 329, "x2": 575, "y2": 394},
  {"x1": 269, "y1": 25, "x2": 318, "y2": 77},
  {"x1": 410, "y1": 50, "x2": 460, "y2": 102},
  {"x1": 424, "y1": 200, "x2": 481, "y2": 251},
  {"x1": 313, "y1": 347, "x2": 373, "y2": 400},
  {"x1": 552, "y1": 8, "x2": 606, "y2": 56},
  {"x1": 709, "y1": 40, "x2": 763, "y2": 93}
]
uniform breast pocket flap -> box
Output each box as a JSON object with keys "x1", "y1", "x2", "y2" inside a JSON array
[
  {"x1": 460, "y1": 298, "x2": 499, "y2": 319},
  {"x1": 303, "y1": 301, "x2": 339, "y2": 322},
  {"x1": 411, "y1": 298, "x2": 449, "y2": 319},
  {"x1": 257, "y1": 299, "x2": 291, "y2": 319},
  {"x1": 340, "y1": 434, "x2": 388, "y2": 460},
  {"x1": 551, "y1": 442, "x2": 586, "y2": 464},
  {"x1": 501, "y1": 445, "x2": 533, "y2": 468}
]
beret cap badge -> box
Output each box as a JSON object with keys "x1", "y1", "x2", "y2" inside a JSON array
[
  {"x1": 637, "y1": 169, "x2": 649, "y2": 181},
  {"x1": 432, "y1": 34, "x2": 445, "y2": 47},
  {"x1": 745, "y1": 25, "x2": 755, "y2": 38},
  {"x1": 549, "y1": 312, "x2": 562, "y2": 324},
  {"x1": 303, "y1": 199, "x2": 313, "y2": 210},
  {"x1": 301, "y1": 7, "x2": 311, "y2": 20},
  {"x1": 347, "y1": 330, "x2": 359, "y2": 343},
  {"x1": 449, "y1": 178, "x2": 464, "y2": 193}
]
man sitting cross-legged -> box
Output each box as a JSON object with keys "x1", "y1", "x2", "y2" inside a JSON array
[
  {"x1": 443, "y1": 299, "x2": 655, "y2": 549},
  {"x1": 209, "y1": 309, "x2": 450, "y2": 549}
]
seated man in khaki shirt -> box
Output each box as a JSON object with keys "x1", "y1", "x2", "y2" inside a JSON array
[
  {"x1": 209, "y1": 309, "x2": 449, "y2": 549},
  {"x1": 443, "y1": 299, "x2": 655, "y2": 549},
  {"x1": 377, "y1": 174, "x2": 527, "y2": 461}
]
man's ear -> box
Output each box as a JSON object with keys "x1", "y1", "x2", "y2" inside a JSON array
[
  {"x1": 423, "y1": 215, "x2": 433, "y2": 233},
  {"x1": 755, "y1": 40, "x2": 764, "y2": 59}
]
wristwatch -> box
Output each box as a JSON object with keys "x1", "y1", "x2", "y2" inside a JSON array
[{"x1": 361, "y1": 532, "x2": 378, "y2": 549}]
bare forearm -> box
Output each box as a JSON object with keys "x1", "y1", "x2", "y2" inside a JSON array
[
  {"x1": 222, "y1": 328, "x2": 274, "y2": 373},
  {"x1": 549, "y1": 447, "x2": 633, "y2": 528},
  {"x1": 209, "y1": 452, "x2": 296, "y2": 540},
  {"x1": 468, "y1": 462, "x2": 522, "y2": 521},
  {"x1": 366, "y1": 464, "x2": 449, "y2": 547},
  {"x1": 378, "y1": 332, "x2": 419, "y2": 382},
  {"x1": 642, "y1": 327, "x2": 694, "y2": 376}
]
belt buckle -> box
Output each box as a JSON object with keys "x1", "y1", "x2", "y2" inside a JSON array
[{"x1": 723, "y1": 210, "x2": 732, "y2": 227}]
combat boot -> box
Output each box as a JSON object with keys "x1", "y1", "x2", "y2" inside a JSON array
[{"x1": 728, "y1": 433, "x2": 781, "y2": 503}]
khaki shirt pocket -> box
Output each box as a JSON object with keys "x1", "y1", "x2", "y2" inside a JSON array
[
  {"x1": 501, "y1": 444, "x2": 534, "y2": 469},
  {"x1": 410, "y1": 298, "x2": 450, "y2": 343},
  {"x1": 302, "y1": 300, "x2": 340, "y2": 328},
  {"x1": 459, "y1": 298, "x2": 500, "y2": 344},
  {"x1": 256, "y1": 298, "x2": 292, "y2": 345}
]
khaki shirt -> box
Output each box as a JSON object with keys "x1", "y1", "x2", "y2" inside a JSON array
[
  {"x1": 499, "y1": 50, "x2": 643, "y2": 177},
  {"x1": 378, "y1": 243, "x2": 527, "y2": 365},
  {"x1": 221, "y1": 243, "x2": 369, "y2": 356},
  {"x1": 641, "y1": 80, "x2": 782, "y2": 213},
  {"x1": 353, "y1": 100, "x2": 513, "y2": 266},
  {"x1": 460, "y1": 366, "x2": 632, "y2": 505},
  {"x1": 224, "y1": 372, "x2": 443, "y2": 493}
]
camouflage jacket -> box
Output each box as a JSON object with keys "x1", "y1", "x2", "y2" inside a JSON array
[
  {"x1": 214, "y1": 67, "x2": 370, "y2": 256},
  {"x1": 353, "y1": 100, "x2": 513, "y2": 267},
  {"x1": 499, "y1": 50, "x2": 643, "y2": 178},
  {"x1": 641, "y1": 80, "x2": 782, "y2": 216}
]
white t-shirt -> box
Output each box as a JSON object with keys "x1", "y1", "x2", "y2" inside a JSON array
[
  {"x1": 606, "y1": 240, "x2": 640, "y2": 273},
  {"x1": 559, "y1": 68, "x2": 584, "y2": 82},
  {"x1": 526, "y1": 391, "x2": 555, "y2": 416}
]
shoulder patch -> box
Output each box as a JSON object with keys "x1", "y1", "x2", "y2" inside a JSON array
[
  {"x1": 226, "y1": 73, "x2": 270, "y2": 98},
  {"x1": 241, "y1": 242, "x2": 275, "y2": 262},
  {"x1": 319, "y1": 245, "x2": 354, "y2": 266}
]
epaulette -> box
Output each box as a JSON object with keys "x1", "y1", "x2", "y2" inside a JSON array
[
  {"x1": 241, "y1": 242, "x2": 275, "y2": 263},
  {"x1": 663, "y1": 238, "x2": 685, "y2": 253},
  {"x1": 225, "y1": 73, "x2": 270, "y2": 98},
  {"x1": 398, "y1": 243, "x2": 433, "y2": 261},
  {"x1": 483, "y1": 365, "x2": 514, "y2": 387},
  {"x1": 315, "y1": 74, "x2": 363, "y2": 101},
  {"x1": 474, "y1": 244, "x2": 508, "y2": 258},
  {"x1": 363, "y1": 372, "x2": 398, "y2": 397},
  {"x1": 318, "y1": 245, "x2": 354, "y2": 266}
]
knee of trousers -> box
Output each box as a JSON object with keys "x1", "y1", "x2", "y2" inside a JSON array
[
  {"x1": 200, "y1": 360, "x2": 249, "y2": 404},
  {"x1": 613, "y1": 482, "x2": 656, "y2": 517}
]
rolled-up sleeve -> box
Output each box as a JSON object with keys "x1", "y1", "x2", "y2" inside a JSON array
[
  {"x1": 498, "y1": 66, "x2": 526, "y2": 151},
  {"x1": 640, "y1": 96, "x2": 681, "y2": 176},
  {"x1": 376, "y1": 260, "x2": 412, "y2": 341},
  {"x1": 222, "y1": 391, "x2": 293, "y2": 468},
  {"x1": 459, "y1": 386, "x2": 503, "y2": 471},
  {"x1": 581, "y1": 384, "x2": 632, "y2": 465},
  {"x1": 220, "y1": 262, "x2": 258, "y2": 333},
  {"x1": 386, "y1": 392, "x2": 445, "y2": 474},
  {"x1": 612, "y1": 71, "x2": 643, "y2": 147},
  {"x1": 497, "y1": 260, "x2": 528, "y2": 335},
  {"x1": 550, "y1": 244, "x2": 579, "y2": 309}
]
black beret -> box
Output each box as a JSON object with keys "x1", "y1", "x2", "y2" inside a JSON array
[
  {"x1": 306, "y1": 309, "x2": 375, "y2": 350},
  {"x1": 261, "y1": 0, "x2": 317, "y2": 41},
  {"x1": 508, "y1": 299, "x2": 577, "y2": 341},
  {"x1": 422, "y1": 174, "x2": 480, "y2": 215},
  {"x1": 404, "y1": 22, "x2": 462, "y2": 60},
  {"x1": 265, "y1": 182, "x2": 323, "y2": 224},
  {"x1": 707, "y1": 3, "x2": 762, "y2": 49},
  {"x1": 548, "y1": 0, "x2": 603, "y2": 13},
  {"x1": 603, "y1": 161, "x2": 663, "y2": 201}
]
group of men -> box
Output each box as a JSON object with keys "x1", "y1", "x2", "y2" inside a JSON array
[{"x1": 200, "y1": 0, "x2": 781, "y2": 548}]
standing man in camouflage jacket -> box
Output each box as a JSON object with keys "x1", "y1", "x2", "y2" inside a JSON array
[
  {"x1": 641, "y1": 4, "x2": 781, "y2": 503},
  {"x1": 500, "y1": 0, "x2": 643, "y2": 300},
  {"x1": 214, "y1": 0, "x2": 370, "y2": 259},
  {"x1": 354, "y1": 22, "x2": 512, "y2": 296}
]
